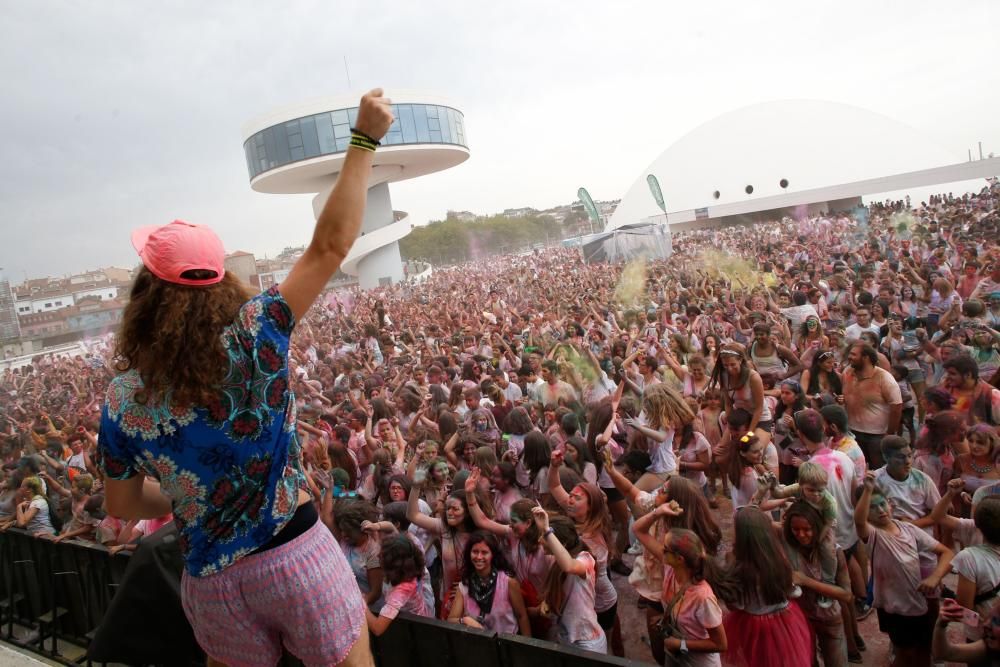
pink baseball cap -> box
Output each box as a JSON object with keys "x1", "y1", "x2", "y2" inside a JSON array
[{"x1": 130, "y1": 220, "x2": 226, "y2": 286}]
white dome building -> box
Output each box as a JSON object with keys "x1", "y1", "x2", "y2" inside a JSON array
[{"x1": 609, "y1": 100, "x2": 998, "y2": 232}]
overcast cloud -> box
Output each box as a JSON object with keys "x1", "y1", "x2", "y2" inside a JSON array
[{"x1": 1, "y1": 0, "x2": 998, "y2": 280}]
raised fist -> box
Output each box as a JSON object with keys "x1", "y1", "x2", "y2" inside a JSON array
[
  {"x1": 946, "y1": 478, "x2": 965, "y2": 495},
  {"x1": 354, "y1": 89, "x2": 395, "y2": 142}
]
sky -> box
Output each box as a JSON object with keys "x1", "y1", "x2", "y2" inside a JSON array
[{"x1": 1, "y1": 0, "x2": 998, "y2": 280}]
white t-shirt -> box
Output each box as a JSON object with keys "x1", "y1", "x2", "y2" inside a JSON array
[
  {"x1": 952, "y1": 544, "x2": 1000, "y2": 640},
  {"x1": 866, "y1": 519, "x2": 941, "y2": 616},
  {"x1": 780, "y1": 304, "x2": 820, "y2": 331},
  {"x1": 844, "y1": 322, "x2": 882, "y2": 341},
  {"x1": 874, "y1": 467, "x2": 941, "y2": 535},
  {"x1": 501, "y1": 382, "x2": 523, "y2": 403},
  {"x1": 680, "y1": 432, "x2": 712, "y2": 488},
  {"x1": 647, "y1": 427, "x2": 677, "y2": 475},
  {"x1": 730, "y1": 467, "x2": 759, "y2": 513},
  {"x1": 809, "y1": 448, "x2": 859, "y2": 549},
  {"x1": 557, "y1": 552, "x2": 606, "y2": 648},
  {"x1": 26, "y1": 497, "x2": 55, "y2": 535},
  {"x1": 953, "y1": 517, "x2": 983, "y2": 549}
]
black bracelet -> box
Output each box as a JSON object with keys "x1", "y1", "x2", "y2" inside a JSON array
[
  {"x1": 349, "y1": 135, "x2": 377, "y2": 153},
  {"x1": 350, "y1": 127, "x2": 380, "y2": 146}
]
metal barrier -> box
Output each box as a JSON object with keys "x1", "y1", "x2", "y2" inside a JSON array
[
  {"x1": 367, "y1": 613, "x2": 635, "y2": 667},
  {"x1": 1, "y1": 530, "x2": 636, "y2": 667},
  {"x1": 0, "y1": 528, "x2": 130, "y2": 664}
]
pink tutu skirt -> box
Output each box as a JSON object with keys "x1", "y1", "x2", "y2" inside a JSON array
[{"x1": 722, "y1": 602, "x2": 813, "y2": 667}]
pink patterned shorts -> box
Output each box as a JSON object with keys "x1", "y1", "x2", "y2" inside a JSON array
[{"x1": 181, "y1": 519, "x2": 365, "y2": 667}]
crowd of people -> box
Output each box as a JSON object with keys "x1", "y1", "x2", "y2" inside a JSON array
[{"x1": 2, "y1": 179, "x2": 1000, "y2": 666}]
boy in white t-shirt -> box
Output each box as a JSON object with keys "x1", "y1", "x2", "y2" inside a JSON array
[
  {"x1": 855, "y1": 471, "x2": 953, "y2": 667},
  {"x1": 873, "y1": 436, "x2": 941, "y2": 536}
]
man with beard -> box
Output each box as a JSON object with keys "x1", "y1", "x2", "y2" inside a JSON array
[
  {"x1": 941, "y1": 354, "x2": 1000, "y2": 426},
  {"x1": 843, "y1": 342, "x2": 903, "y2": 469}
]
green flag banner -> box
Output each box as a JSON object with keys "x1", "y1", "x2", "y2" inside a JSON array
[
  {"x1": 647, "y1": 174, "x2": 666, "y2": 212},
  {"x1": 578, "y1": 187, "x2": 601, "y2": 225}
]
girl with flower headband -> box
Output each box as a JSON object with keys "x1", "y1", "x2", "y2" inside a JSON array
[{"x1": 710, "y1": 344, "x2": 774, "y2": 449}]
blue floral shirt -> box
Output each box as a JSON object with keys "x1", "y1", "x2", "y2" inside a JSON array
[{"x1": 97, "y1": 286, "x2": 307, "y2": 576}]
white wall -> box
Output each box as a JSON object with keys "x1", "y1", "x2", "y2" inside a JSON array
[
  {"x1": 18, "y1": 294, "x2": 76, "y2": 313},
  {"x1": 74, "y1": 286, "x2": 118, "y2": 301}
]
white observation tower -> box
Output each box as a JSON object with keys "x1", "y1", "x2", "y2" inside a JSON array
[{"x1": 242, "y1": 92, "x2": 469, "y2": 288}]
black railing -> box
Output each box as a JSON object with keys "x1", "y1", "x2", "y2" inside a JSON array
[
  {"x1": 0, "y1": 528, "x2": 130, "y2": 664},
  {"x1": 1, "y1": 529, "x2": 634, "y2": 667},
  {"x1": 368, "y1": 613, "x2": 634, "y2": 667}
]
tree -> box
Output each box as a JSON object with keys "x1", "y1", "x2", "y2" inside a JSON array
[{"x1": 398, "y1": 214, "x2": 562, "y2": 264}]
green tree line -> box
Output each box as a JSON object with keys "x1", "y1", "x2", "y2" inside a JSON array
[{"x1": 399, "y1": 213, "x2": 564, "y2": 264}]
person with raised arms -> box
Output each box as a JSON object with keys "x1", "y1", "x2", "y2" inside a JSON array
[{"x1": 98, "y1": 90, "x2": 394, "y2": 667}]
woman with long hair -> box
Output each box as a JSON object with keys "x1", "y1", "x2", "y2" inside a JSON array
[
  {"x1": 485, "y1": 383, "x2": 512, "y2": 430},
  {"x1": 895, "y1": 284, "x2": 921, "y2": 320},
  {"x1": 407, "y1": 482, "x2": 476, "y2": 618},
  {"x1": 448, "y1": 531, "x2": 531, "y2": 635},
  {"x1": 711, "y1": 344, "x2": 772, "y2": 447},
  {"x1": 328, "y1": 429, "x2": 360, "y2": 490},
  {"x1": 503, "y1": 406, "x2": 536, "y2": 457},
  {"x1": 547, "y1": 452, "x2": 623, "y2": 656},
  {"x1": 95, "y1": 87, "x2": 392, "y2": 667},
  {"x1": 662, "y1": 353, "x2": 712, "y2": 400},
  {"x1": 633, "y1": 508, "x2": 728, "y2": 667},
  {"x1": 416, "y1": 456, "x2": 451, "y2": 517},
  {"x1": 332, "y1": 499, "x2": 384, "y2": 609},
  {"x1": 719, "y1": 506, "x2": 814, "y2": 667},
  {"x1": 952, "y1": 424, "x2": 1000, "y2": 496},
  {"x1": 624, "y1": 473, "x2": 722, "y2": 665},
  {"x1": 676, "y1": 421, "x2": 713, "y2": 494},
  {"x1": 13, "y1": 475, "x2": 55, "y2": 537},
  {"x1": 914, "y1": 409, "x2": 968, "y2": 491},
  {"x1": 772, "y1": 380, "x2": 809, "y2": 485},
  {"x1": 489, "y1": 461, "x2": 523, "y2": 524},
  {"x1": 468, "y1": 406, "x2": 501, "y2": 445},
  {"x1": 564, "y1": 435, "x2": 597, "y2": 484},
  {"x1": 797, "y1": 314, "x2": 828, "y2": 353},
  {"x1": 447, "y1": 382, "x2": 466, "y2": 414},
  {"x1": 531, "y1": 510, "x2": 607, "y2": 653},
  {"x1": 781, "y1": 501, "x2": 853, "y2": 666},
  {"x1": 464, "y1": 472, "x2": 554, "y2": 634},
  {"x1": 366, "y1": 534, "x2": 432, "y2": 636},
  {"x1": 725, "y1": 432, "x2": 785, "y2": 515},
  {"x1": 701, "y1": 334, "x2": 723, "y2": 371},
  {"x1": 800, "y1": 350, "x2": 843, "y2": 401},
  {"x1": 587, "y1": 386, "x2": 633, "y2": 575},
  {"x1": 625, "y1": 383, "x2": 696, "y2": 492},
  {"x1": 926, "y1": 277, "x2": 961, "y2": 333},
  {"x1": 520, "y1": 431, "x2": 552, "y2": 504}
]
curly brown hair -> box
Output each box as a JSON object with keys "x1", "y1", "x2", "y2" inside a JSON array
[{"x1": 114, "y1": 267, "x2": 255, "y2": 407}]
